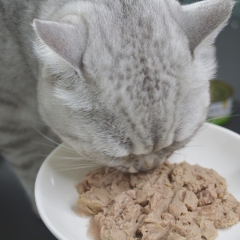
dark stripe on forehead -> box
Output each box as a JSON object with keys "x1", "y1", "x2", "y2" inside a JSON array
[
  {"x1": 0, "y1": 88, "x2": 25, "y2": 105},
  {"x1": 10, "y1": 157, "x2": 40, "y2": 170},
  {"x1": 120, "y1": 107, "x2": 153, "y2": 150},
  {"x1": 0, "y1": 97, "x2": 19, "y2": 108},
  {"x1": 0, "y1": 125, "x2": 32, "y2": 134},
  {"x1": 0, "y1": 136, "x2": 33, "y2": 150}
]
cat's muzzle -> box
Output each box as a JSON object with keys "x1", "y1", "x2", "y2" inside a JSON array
[{"x1": 128, "y1": 154, "x2": 163, "y2": 173}]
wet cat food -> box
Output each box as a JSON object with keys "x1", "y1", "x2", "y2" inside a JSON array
[{"x1": 76, "y1": 162, "x2": 240, "y2": 240}]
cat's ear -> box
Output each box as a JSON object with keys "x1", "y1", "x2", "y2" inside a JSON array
[
  {"x1": 177, "y1": 0, "x2": 234, "y2": 52},
  {"x1": 33, "y1": 19, "x2": 87, "y2": 70}
]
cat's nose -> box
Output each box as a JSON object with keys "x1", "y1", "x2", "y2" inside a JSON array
[
  {"x1": 128, "y1": 155, "x2": 160, "y2": 173},
  {"x1": 144, "y1": 157, "x2": 156, "y2": 170},
  {"x1": 138, "y1": 157, "x2": 159, "y2": 172}
]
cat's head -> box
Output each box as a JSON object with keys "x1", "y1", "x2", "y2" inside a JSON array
[{"x1": 33, "y1": 0, "x2": 234, "y2": 172}]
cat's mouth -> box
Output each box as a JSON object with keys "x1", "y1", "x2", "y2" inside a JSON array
[
  {"x1": 69, "y1": 141, "x2": 169, "y2": 173},
  {"x1": 115, "y1": 153, "x2": 168, "y2": 173}
]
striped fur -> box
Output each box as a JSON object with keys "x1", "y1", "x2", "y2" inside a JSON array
[{"x1": 0, "y1": 0, "x2": 234, "y2": 210}]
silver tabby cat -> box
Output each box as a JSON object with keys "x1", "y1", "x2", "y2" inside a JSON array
[{"x1": 0, "y1": 0, "x2": 234, "y2": 210}]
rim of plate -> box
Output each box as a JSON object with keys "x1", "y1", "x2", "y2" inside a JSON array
[
  {"x1": 35, "y1": 122, "x2": 240, "y2": 240},
  {"x1": 35, "y1": 144, "x2": 71, "y2": 240}
]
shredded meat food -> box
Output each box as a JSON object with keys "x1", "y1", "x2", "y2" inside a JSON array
[{"x1": 76, "y1": 162, "x2": 240, "y2": 240}]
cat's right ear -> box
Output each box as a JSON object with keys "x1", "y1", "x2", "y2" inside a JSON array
[{"x1": 33, "y1": 19, "x2": 87, "y2": 70}]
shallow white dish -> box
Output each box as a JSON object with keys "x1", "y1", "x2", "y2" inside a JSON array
[{"x1": 35, "y1": 122, "x2": 240, "y2": 240}]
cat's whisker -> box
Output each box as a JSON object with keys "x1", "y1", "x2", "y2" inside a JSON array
[
  {"x1": 207, "y1": 113, "x2": 240, "y2": 121},
  {"x1": 28, "y1": 117, "x2": 48, "y2": 126},
  {"x1": 33, "y1": 142, "x2": 76, "y2": 154},
  {"x1": 56, "y1": 157, "x2": 94, "y2": 162},
  {"x1": 108, "y1": 157, "x2": 119, "y2": 168},
  {"x1": 32, "y1": 126, "x2": 61, "y2": 145},
  {"x1": 35, "y1": 154, "x2": 97, "y2": 168},
  {"x1": 55, "y1": 164, "x2": 97, "y2": 169},
  {"x1": 172, "y1": 152, "x2": 187, "y2": 157},
  {"x1": 32, "y1": 126, "x2": 75, "y2": 152},
  {"x1": 37, "y1": 154, "x2": 53, "y2": 158},
  {"x1": 54, "y1": 159, "x2": 97, "y2": 166},
  {"x1": 55, "y1": 155, "x2": 89, "y2": 160},
  {"x1": 53, "y1": 165, "x2": 98, "y2": 173},
  {"x1": 228, "y1": 113, "x2": 240, "y2": 118},
  {"x1": 56, "y1": 144, "x2": 76, "y2": 152},
  {"x1": 53, "y1": 159, "x2": 96, "y2": 166},
  {"x1": 55, "y1": 162, "x2": 97, "y2": 167},
  {"x1": 171, "y1": 152, "x2": 198, "y2": 164},
  {"x1": 100, "y1": 169, "x2": 119, "y2": 185},
  {"x1": 37, "y1": 154, "x2": 84, "y2": 160},
  {"x1": 33, "y1": 142, "x2": 59, "y2": 149},
  {"x1": 182, "y1": 144, "x2": 204, "y2": 149},
  {"x1": 55, "y1": 156, "x2": 99, "y2": 167},
  {"x1": 101, "y1": 157, "x2": 119, "y2": 175},
  {"x1": 92, "y1": 156, "x2": 119, "y2": 184},
  {"x1": 83, "y1": 168, "x2": 105, "y2": 180}
]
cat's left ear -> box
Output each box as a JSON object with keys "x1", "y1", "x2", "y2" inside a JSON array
[
  {"x1": 173, "y1": 0, "x2": 234, "y2": 52},
  {"x1": 33, "y1": 19, "x2": 87, "y2": 70}
]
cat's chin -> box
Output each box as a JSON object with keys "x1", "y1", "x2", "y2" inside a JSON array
[
  {"x1": 113, "y1": 157, "x2": 166, "y2": 173},
  {"x1": 113, "y1": 162, "x2": 159, "y2": 173},
  {"x1": 113, "y1": 165, "x2": 139, "y2": 173}
]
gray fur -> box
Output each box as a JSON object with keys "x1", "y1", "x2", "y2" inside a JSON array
[{"x1": 0, "y1": 0, "x2": 234, "y2": 208}]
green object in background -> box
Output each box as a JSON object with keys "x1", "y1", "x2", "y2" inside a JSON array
[
  {"x1": 207, "y1": 116, "x2": 231, "y2": 125},
  {"x1": 210, "y1": 80, "x2": 233, "y2": 103},
  {"x1": 207, "y1": 80, "x2": 233, "y2": 126}
]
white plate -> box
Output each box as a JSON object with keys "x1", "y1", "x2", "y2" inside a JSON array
[{"x1": 35, "y1": 123, "x2": 240, "y2": 240}]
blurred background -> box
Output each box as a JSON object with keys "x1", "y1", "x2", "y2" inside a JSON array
[{"x1": 0, "y1": 1, "x2": 240, "y2": 240}]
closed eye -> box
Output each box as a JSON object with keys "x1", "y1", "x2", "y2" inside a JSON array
[
  {"x1": 102, "y1": 151, "x2": 113, "y2": 158},
  {"x1": 102, "y1": 151, "x2": 124, "y2": 159}
]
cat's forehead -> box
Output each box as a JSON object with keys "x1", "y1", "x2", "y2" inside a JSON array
[
  {"x1": 86, "y1": 1, "x2": 190, "y2": 81},
  {"x1": 55, "y1": 0, "x2": 201, "y2": 115},
  {"x1": 94, "y1": 36, "x2": 190, "y2": 110},
  {"x1": 87, "y1": 0, "x2": 186, "y2": 50},
  {"x1": 83, "y1": 25, "x2": 191, "y2": 121}
]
